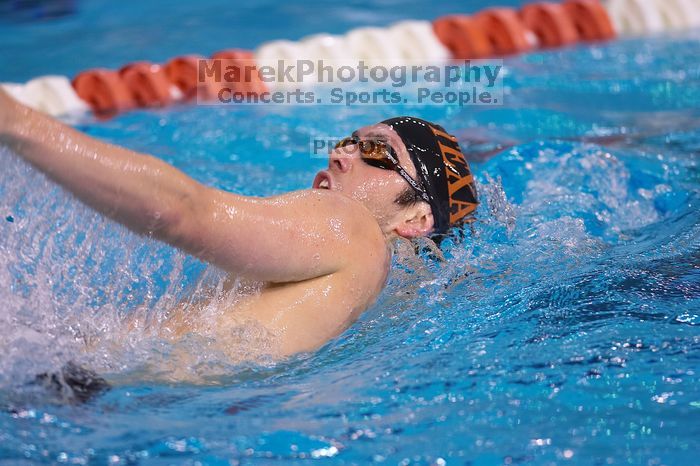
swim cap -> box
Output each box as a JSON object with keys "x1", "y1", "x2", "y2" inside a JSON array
[{"x1": 381, "y1": 116, "x2": 478, "y2": 234}]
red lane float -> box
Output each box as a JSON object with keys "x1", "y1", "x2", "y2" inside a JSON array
[
  {"x1": 119, "y1": 62, "x2": 173, "y2": 108},
  {"x1": 72, "y1": 69, "x2": 134, "y2": 114},
  {"x1": 164, "y1": 55, "x2": 221, "y2": 101},
  {"x1": 211, "y1": 49, "x2": 268, "y2": 95},
  {"x1": 432, "y1": 15, "x2": 493, "y2": 59},
  {"x1": 562, "y1": 0, "x2": 616, "y2": 41},
  {"x1": 474, "y1": 8, "x2": 534, "y2": 55},
  {"x1": 520, "y1": 2, "x2": 579, "y2": 47}
]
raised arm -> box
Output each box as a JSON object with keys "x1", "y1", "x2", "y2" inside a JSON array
[
  {"x1": 0, "y1": 90, "x2": 385, "y2": 283},
  {"x1": 167, "y1": 187, "x2": 386, "y2": 283},
  {"x1": 0, "y1": 89, "x2": 201, "y2": 239}
]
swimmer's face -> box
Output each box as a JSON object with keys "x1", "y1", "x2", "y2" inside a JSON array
[{"x1": 312, "y1": 123, "x2": 434, "y2": 237}]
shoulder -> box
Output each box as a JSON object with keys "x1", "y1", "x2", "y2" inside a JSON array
[
  {"x1": 287, "y1": 189, "x2": 385, "y2": 244},
  {"x1": 190, "y1": 186, "x2": 389, "y2": 283},
  {"x1": 274, "y1": 189, "x2": 388, "y2": 265},
  {"x1": 295, "y1": 189, "x2": 390, "y2": 287}
]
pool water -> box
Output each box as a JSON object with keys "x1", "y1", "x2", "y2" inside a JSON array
[{"x1": 1, "y1": 1, "x2": 700, "y2": 464}]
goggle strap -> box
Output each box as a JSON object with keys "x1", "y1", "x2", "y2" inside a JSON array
[{"x1": 382, "y1": 144, "x2": 431, "y2": 204}]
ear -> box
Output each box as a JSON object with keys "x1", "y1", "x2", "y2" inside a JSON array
[{"x1": 394, "y1": 203, "x2": 434, "y2": 239}]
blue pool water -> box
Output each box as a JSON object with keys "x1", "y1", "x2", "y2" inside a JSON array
[{"x1": 1, "y1": 1, "x2": 700, "y2": 464}]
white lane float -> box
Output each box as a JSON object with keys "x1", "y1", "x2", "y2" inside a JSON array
[
  {"x1": 604, "y1": 0, "x2": 700, "y2": 35},
  {"x1": 655, "y1": 0, "x2": 700, "y2": 29},
  {"x1": 254, "y1": 40, "x2": 307, "y2": 89},
  {"x1": 1, "y1": 82, "x2": 32, "y2": 107},
  {"x1": 298, "y1": 33, "x2": 348, "y2": 60},
  {"x1": 296, "y1": 34, "x2": 353, "y2": 86},
  {"x1": 2, "y1": 75, "x2": 88, "y2": 117},
  {"x1": 652, "y1": 0, "x2": 693, "y2": 30},
  {"x1": 345, "y1": 27, "x2": 401, "y2": 61},
  {"x1": 387, "y1": 20, "x2": 452, "y2": 61},
  {"x1": 604, "y1": 0, "x2": 665, "y2": 35}
]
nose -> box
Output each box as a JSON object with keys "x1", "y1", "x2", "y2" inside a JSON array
[{"x1": 329, "y1": 147, "x2": 353, "y2": 173}]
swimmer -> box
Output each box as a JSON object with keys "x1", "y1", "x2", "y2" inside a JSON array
[{"x1": 0, "y1": 89, "x2": 478, "y2": 360}]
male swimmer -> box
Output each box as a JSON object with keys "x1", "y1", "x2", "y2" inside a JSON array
[{"x1": 0, "y1": 89, "x2": 478, "y2": 360}]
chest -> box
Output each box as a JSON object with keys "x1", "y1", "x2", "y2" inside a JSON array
[{"x1": 224, "y1": 271, "x2": 379, "y2": 355}]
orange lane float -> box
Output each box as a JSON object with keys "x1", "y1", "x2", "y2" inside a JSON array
[
  {"x1": 562, "y1": 0, "x2": 616, "y2": 41},
  {"x1": 119, "y1": 62, "x2": 173, "y2": 108},
  {"x1": 432, "y1": 15, "x2": 493, "y2": 59},
  {"x1": 520, "y1": 2, "x2": 580, "y2": 47},
  {"x1": 72, "y1": 69, "x2": 135, "y2": 114},
  {"x1": 211, "y1": 49, "x2": 269, "y2": 95},
  {"x1": 474, "y1": 8, "x2": 534, "y2": 55},
  {"x1": 164, "y1": 55, "x2": 221, "y2": 101}
]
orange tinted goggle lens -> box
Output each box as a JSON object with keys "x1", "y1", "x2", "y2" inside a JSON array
[
  {"x1": 334, "y1": 137, "x2": 395, "y2": 170},
  {"x1": 334, "y1": 137, "x2": 354, "y2": 149}
]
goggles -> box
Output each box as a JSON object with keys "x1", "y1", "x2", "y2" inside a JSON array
[{"x1": 334, "y1": 132, "x2": 430, "y2": 203}]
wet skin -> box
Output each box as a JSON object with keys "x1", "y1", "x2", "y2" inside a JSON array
[{"x1": 0, "y1": 90, "x2": 435, "y2": 359}]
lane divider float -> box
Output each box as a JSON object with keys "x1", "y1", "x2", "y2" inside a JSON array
[
  {"x1": 1, "y1": 75, "x2": 89, "y2": 117},
  {"x1": 433, "y1": 15, "x2": 494, "y2": 59},
  {"x1": 388, "y1": 21, "x2": 453, "y2": 61},
  {"x1": 563, "y1": 0, "x2": 615, "y2": 41},
  {"x1": 520, "y1": 2, "x2": 579, "y2": 48},
  {"x1": 5, "y1": 0, "x2": 699, "y2": 117},
  {"x1": 346, "y1": 27, "x2": 401, "y2": 61},
  {"x1": 211, "y1": 49, "x2": 269, "y2": 95},
  {"x1": 604, "y1": 0, "x2": 665, "y2": 35},
  {"x1": 164, "y1": 55, "x2": 222, "y2": 101},
  {"x1": 72, "y1": 69, "x2": 135, "y2": 115},
  {"x1": 602, "y1": 0, "x2": 700, "y2": 35},
  {"x1": 474, "y1": 8, "x2": 537, "y2": 54},
  {"x1": 119, "y1": 61, "x2": 175, "y2": 108}
]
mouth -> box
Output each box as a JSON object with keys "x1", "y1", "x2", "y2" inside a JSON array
[{"x1": 312, "y1": 170, "x2": 334, "y2": 190}]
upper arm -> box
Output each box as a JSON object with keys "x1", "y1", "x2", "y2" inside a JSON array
[{"x1": 167, "y1": 187, "x2": 382, "y2": 283}]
